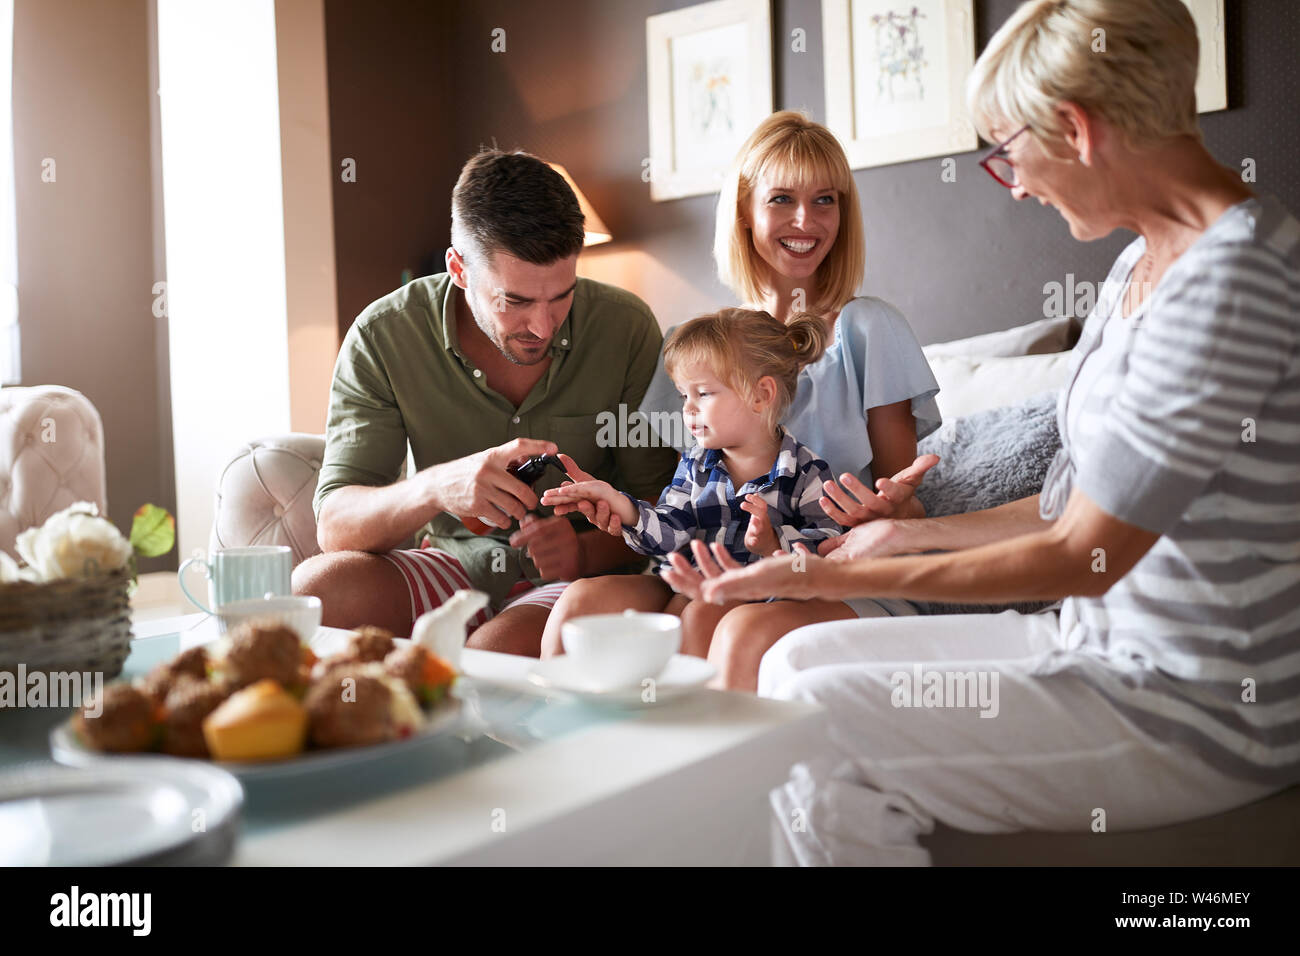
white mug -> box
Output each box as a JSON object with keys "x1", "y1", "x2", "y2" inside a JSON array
[{"x1": 178, "y1": 546, "x2": 293, "y2": 615}]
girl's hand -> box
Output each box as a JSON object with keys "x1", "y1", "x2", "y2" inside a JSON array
[
  {"x1": 699, "y1": 545, "x2": 822, "y2": 604},
  {"x1": 740, "y1": 493, "x2": 780, "y2": 556},
  {"x1": 542, "y1": 453, "x2": 627, "y2": 535},
  {"x1": 820, "y1": 454, "x2": 939, "y2": 526}
]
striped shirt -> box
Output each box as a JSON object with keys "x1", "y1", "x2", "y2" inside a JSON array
[
  {"x1": 1036, "y1": 194, "x2": 1300, "y2": 786},
  {"x1": 621, "y1": 428, "x2": 842, "y2": 567}
]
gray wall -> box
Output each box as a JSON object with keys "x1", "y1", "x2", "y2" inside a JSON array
[
  {"x1": 13, "y1": 0, "x2": 176, "y2": 570},
  {"x1": 325, "y1": 0, "x2": 1299, "y2": 344}
]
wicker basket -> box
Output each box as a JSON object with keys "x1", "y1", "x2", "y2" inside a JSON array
[{"x1": 0, "y1": 567, "x2": 133, "y2": 678}]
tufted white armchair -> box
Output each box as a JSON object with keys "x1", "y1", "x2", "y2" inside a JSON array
[
  {"x1": 0, "y1": 385, "x2": 108, "y2": 556},
  {"x1": 209, "y1": 434, "x2": 326, "y2": 567}
]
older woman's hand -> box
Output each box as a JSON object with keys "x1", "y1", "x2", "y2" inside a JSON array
[
  {"x1": 819, "y1": 454, "x2": 939, "y2": 526},
  {"x1": 697, "y1": 545, "x2": 823, "y2": 604},
  {"x1": 658, "y1": 540, "x2": 743, "y2": 599},
  {"x1": 818, "y1": 519, "x2": 911, "y2": 561}
]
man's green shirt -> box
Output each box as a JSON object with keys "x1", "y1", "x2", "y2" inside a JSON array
[{"x1": 313, "y1": 272, "x2": 678, "y2": 608}]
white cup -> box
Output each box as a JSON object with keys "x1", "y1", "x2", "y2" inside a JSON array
[
  {"x1": 561, "y1": 610, "x2": 682, "y2": 690},
  {"x1": 177, "y1": 546, "x2": 292, "y2": 614}
]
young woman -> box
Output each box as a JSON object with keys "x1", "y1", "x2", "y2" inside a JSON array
[{"x1": 544, "y1": 111, "x2": 942, "y2": 688}]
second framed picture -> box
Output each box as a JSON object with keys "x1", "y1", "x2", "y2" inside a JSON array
[{"x1": 822, "y1": 0, "x2": 977, "y2": 170}]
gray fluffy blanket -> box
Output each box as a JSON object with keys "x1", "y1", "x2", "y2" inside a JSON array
[{"x1": 911, "y1": 391, "x2": 1062, "y2": 616}]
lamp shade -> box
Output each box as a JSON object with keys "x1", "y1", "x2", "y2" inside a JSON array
[{"x1": 547, "y1": 162, "x2": 612, "y2": 246}]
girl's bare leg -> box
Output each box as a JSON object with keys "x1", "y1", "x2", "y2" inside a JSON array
[
  {"x1": 679, "y1": 598, "x2": 749, "y2": 658},
  {"x1": 539, "y1": 575, "x2": 674, "y2": 657},
  {"x1": 708, "y1": 599, "x2": 857, "y2": 692}
]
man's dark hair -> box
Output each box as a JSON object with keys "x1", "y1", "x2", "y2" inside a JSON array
[{"x1": 450, "y1": 149, "x2": 585, "y2": 266}]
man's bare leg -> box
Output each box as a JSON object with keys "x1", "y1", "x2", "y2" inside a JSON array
[
  {"x1": 292, "y1": 551, "x2": 413, "y2": 635},
  {"x1": 465, "y1": 603, "x2": 550, "y2": 656}
]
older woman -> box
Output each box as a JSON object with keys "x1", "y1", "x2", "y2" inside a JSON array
[
  {"x1": 542, "y1": 111, "x2": 942, "y2": 681},
  {"x1": 680, "y1": 0, "x2": 1299, "y2": 864}
]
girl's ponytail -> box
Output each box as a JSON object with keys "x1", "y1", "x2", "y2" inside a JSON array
[{"x1": 785, "y1": 312, "x2": 829, "y2": 368}]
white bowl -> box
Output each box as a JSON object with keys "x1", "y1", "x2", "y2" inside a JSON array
[
  {"x1": 560, "y1": 610, "x2": 682, "y2": 691},
  {"x1": 215, "y1": 595, "x2": 322, "y2": 641}
]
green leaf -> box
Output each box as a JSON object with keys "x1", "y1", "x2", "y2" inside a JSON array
[{"x1": 130, "y1": 504, "x2": 176, "y2": 558}]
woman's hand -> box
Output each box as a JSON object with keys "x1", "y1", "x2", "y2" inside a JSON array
[
  {"x1": 660, "y1": 539, "x2": 824, "y2": 603},
  {"x1": 820, "y1": 454, "x2": 939, "y2": 526},
  {"x1": 818, "y1": 518, "x2": 911, "y2": 561},
  {"x1": 740, "y1": 493, "x2": 780, "y2": 556},
  {"x1": 659, "y1": 540, "x2": 743, "y2": 600},
  {"x1": 698, "y1": 546, "x2": 823, "y2": 604},
  {"x1": 542, "y1": 453, "x2": 628, "y2": 536}
]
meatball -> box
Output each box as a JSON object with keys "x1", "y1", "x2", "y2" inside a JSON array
[
  {"x1": 160, "y1": 677, "x2": 231, "y2": 757},
  {"x1": 224, "y1": 621, "x2": 303, "y2": 689},
  {"x1": 139, "y1": 645, "x2": 209, "y2": 704},
  {"x1": 76, "y1": 683, "x2": 157, "y2": 753},
  {"x1": 304, "y1": 667, "x2": 394, "y2": 748},
  {"x1": 342, "y1": 626, "x2": 396, "y2": 664}
]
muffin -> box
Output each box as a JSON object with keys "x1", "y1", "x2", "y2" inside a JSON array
[
  {"x1": 160, "y1": 677, "x2": 231, "y2": 757},
  {"x1": 223, "y1": 620, "x2": 303, "y2": 689},
  {"x1": 304, "y1": 667, "x2": 395, "y2": 748},
  {"x1": 383, "y1": 645, "x2": 456, "y2": 706},
  {"x1": 138, "y1": 645, "x2": 209, "y2": 704},
  {"x1": 203, "y1": 679, "x2": 308, "y2": 762},
  {"x1": 341, "y1": 626, "x2": 397, "y2": 664},
  {"x1": 75, "y1": 683, "x2": 158, "y2": 753}
]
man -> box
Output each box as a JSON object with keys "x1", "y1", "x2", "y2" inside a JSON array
[{"x1": 294, "y1": 149, "x2": 676, "y2": 656}]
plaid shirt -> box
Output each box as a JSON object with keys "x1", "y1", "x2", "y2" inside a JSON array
[{"x1": 620, "y1": 428, "x2": 843, "y2": 567}]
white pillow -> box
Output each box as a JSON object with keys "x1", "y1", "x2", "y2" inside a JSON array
[
  {"x1": 923, "y1": 316, "x2": 1076, "y2": 360},
  {"x1": 928, "y1": 352, "x2": 1073, "y2": 421}
]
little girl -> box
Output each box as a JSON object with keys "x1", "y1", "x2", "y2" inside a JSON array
[{"x1": 539, "y1": 308, "x2": 842, "y2": 658}]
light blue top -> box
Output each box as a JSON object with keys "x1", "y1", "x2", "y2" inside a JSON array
[{"x1": 637, "y1": 296, "x2": 942, "y2": 484}]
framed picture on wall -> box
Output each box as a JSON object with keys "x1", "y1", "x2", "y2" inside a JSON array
[
  {"x1": 1182, "y1": 0, "x2": 1227, "y2": 113},
  {"x1": 822, "y1": 0, "x2": 977, "y2": 170},
  {"x1": 646, "y1": 0, "x2": 773, "y2": 202}
]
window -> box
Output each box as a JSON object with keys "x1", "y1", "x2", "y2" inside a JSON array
[{"x1": 0, "y1": 0, "x2": 18, "y2": 384}]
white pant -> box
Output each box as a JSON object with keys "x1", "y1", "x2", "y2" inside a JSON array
[{"x1": 759, "y1": 610, "x2": 1281, "y2": 866}]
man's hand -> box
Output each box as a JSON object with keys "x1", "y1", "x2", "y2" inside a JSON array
[
  {"x1": 819, "y1": 454, "x2": 939, "y2": 526},
  {"x1": 509, "y1": 514, "x2": 582, "y2": 582},
  {"x1": 433, "y1": 438, "x2": 558, "y2": 530},
  {"x1": 740, "y1": 494, "x2": 780, "y2": 556}
]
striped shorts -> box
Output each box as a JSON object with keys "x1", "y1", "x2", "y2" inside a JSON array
[{"x1": 381, "y1": 547, "x2": 569, "y2": 633}]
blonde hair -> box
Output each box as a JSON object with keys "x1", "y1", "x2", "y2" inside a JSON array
[
  {"x1": 663, "y1": 308, "x2": 828, "y2": 435},
  {"x1": 714, "y1": 111, "x2": 865, "y2": 315},
  {"x1": 967, "y1": 0, "x2": 1201, "y2": 155}
]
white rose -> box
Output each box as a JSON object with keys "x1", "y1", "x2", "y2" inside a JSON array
[
  {"x1": 0, "y1": 549, "x2": 30, "y2": 583},
  {"x1": 15, "y1": 503, "x2": 133, "y2": 581}
]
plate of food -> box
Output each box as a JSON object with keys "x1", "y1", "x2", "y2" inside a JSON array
[{"x1": 50, "y1": 617, "x2": 467, "y2": 782}]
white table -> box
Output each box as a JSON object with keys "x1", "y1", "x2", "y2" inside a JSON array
[{"x1": 130, "y1": 615, "x2": 828, "y2": 866}]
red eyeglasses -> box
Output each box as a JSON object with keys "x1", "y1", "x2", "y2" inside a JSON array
[{"x1": 979, "y1": 124, "x2": 1030, "y2": 189}]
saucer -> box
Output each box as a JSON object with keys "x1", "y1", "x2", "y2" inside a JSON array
[{"x1": 525, "y1": 654, "x2": 715, "y2": 706}]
